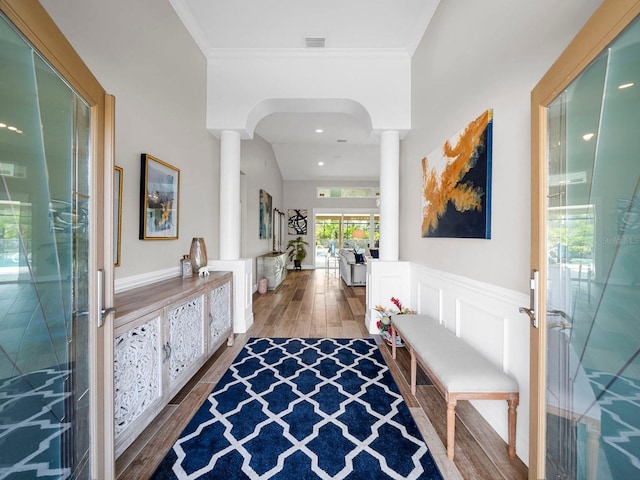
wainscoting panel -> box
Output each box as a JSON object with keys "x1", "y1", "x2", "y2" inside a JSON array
[
  {"x1": 410, "y1": 263, "x2": 531, "y2": 466},
  {"x1": 456, "y1": 299, "x2": 506, "y2": 369},
  {"x1": 416, "y1": 279, "x2": 443, "y2": 324},
  {"x1": 365, "y1": 261, "x2": 411, "y2": 332}
]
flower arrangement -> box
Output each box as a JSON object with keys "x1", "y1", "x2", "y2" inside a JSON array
[{"x1": 375, "y1": 297, "x2": 415, "y2": 347}]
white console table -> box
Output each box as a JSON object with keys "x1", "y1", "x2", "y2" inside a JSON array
[{"x1": 257, "y1": 252, "x2": 288, "y2": 290}]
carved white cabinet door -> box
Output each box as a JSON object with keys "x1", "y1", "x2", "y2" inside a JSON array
[
  {"x1": 209, "y1": 281, "x2": 232, "y2": 353},
  {"x1": 166, "y1": 293, "x2": 206, "y2": 391},
  {"x1": 113, "y1": 314, "x2": 163, "y2": 456}
]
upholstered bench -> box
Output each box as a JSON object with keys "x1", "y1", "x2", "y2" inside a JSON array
[{"x1": 390, "y1": 314, "x2": 519, "y2": 460}]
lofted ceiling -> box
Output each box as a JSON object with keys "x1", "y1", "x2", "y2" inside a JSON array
[{"x1": 170, "y1": 0, "x2": 440, "y2": 181}]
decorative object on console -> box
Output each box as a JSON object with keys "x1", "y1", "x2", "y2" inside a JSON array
[
  {"x1": 198, "y1": 267, "x2": 209, "y2": 277},
  {"x1": 421, "y1": 109, "x2": 493, "y2": 239},
  {"x1": 259, "y1": 189, "x2": 272, "y2": 239},
  {"x1": 375, "y1": 297, "x2": 415, "y2": 347},
  {"x1": 140, "y1": 153, "x2": 179, "y2": 240},
  {"x1": 287, "y1": 209, "x2": 308, "y2": 235},
  {"x1": 286, "y1": 236, "x2": 309, "y2": 270},
  {"x1": 189, "y1": 237, "x2": 208, "y2": 272},
  {"x1": 180, "y1": 255, "x2": 192, "y2": 278}
]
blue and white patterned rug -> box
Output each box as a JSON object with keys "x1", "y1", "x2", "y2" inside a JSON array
[{"x1": 151, "y1": 338, "x2": 444, "y2": 479}]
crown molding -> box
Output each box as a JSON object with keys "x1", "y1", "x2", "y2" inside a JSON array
[{"x1": 168, "y1": 0, "x2": 212, "y2": 57}]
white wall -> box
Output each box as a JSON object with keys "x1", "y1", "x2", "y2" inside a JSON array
[
  {"x1": 403, "y1": 0, "x2": 602, "y2": 294},
  {"x1": 42, "y1": 0, "x2": 220, "y2": 283},
  {"x1": 390, "y1": 0, "x2": 602, "y2": 466},
  {"x1": 241, "y1": 135, "x2": 284, "y2": 276},
  {"x1": 284, "y1": 180, "x2": 379, "y2": 268}
]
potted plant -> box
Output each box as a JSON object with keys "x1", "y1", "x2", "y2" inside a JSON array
[{"x1": 286, "y1": 236, "x2": 309, "y2": 270}]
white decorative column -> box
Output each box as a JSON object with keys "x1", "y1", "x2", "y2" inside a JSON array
[
  {"x1": 212, "y1": 130, "x2": 254, "y2": 333},
  {"x1": 366, "y1": 130, "x2": 404, "y2": 332},
  {"x1": 379, "y1": 130, "x2": 399, "y2": 261},
  {"x1": 219, "y1": 130, "x2": 241, "y2": 260}
]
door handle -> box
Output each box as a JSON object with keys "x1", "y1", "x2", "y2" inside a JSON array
[
  {"x1": 547, "y1": 308, "x2": 572, "y2": 329},
  {"x1": 97, "y1": 269, "x2": 116, "y2": 328},
  {"x1": 547, "y1": 309, "x2": 570, "y2": 321},
  {"x1": 519, "y1": 306, "x2": 536, "y2": 324},
  {"x1": 520, "y1": 269, "x2": 539, "y2": 328}
]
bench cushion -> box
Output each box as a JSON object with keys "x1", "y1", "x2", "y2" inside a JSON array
[{"x1": 392, "y1": 314, "x2": 518, "y2": 394}]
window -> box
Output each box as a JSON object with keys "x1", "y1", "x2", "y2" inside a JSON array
[{"x1": 317, "y1": 187, "x2": 379, "y2": 199}]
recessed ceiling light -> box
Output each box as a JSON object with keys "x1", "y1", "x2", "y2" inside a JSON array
[
  {"x1": 619, "y1": 82, "x2": 634, "y2": 89},
  {"x1": 318, "y1": 161, "x2": 324, "y2": 166},
  {"x1": 7, "y1": 126, "x2": 17, "y2": 131},
  {"x1": 582, "y1": 133, "x2": 595, "y2": 141},
  {"x1": 0, "y1": 123, "x2": 6, "y2": 128},
  {"x1": 315, "y1": 129, "x2": 323, "y2": 133},
  {"x1": 337, "y1": 139, "x2": 347, "y2": 143}
]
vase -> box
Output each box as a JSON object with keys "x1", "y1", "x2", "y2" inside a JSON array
[
  {"x1": 189, "y1": 237, "x2": 208, "y2": 272},
  {"x1": 383, "y1": 330, "x2": 405, "y2": 348}
]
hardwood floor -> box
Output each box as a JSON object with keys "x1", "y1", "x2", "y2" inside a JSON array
[{"x1": 116, "y1": 269, "x2": 527, "y2": 480}]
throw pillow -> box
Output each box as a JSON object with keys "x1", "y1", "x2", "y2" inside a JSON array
[
  {"x1": 343, "y1": 251, "x2": 356, "y2": 263},
  {"x1": 354, "y1": 253, "x2": 364, "y2": 264}
]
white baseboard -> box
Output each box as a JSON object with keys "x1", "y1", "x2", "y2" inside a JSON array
[{"x1": 115, "y1": 267, "x2": 179, "y2": 293}]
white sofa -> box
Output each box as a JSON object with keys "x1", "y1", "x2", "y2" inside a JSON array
[{"x1": 337, "y1": 249, "x2": 366, "y2": 286}]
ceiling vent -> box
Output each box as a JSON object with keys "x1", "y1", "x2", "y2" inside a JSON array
[{"x1": 305, "y1": 37, "x2": 325, "y2": 48}]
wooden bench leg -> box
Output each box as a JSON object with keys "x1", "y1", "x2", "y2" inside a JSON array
[
  {"x1": 410, "y1": 347, "x2": 417, "y2": 395},
  {"x1": 447, "y1": 397, "x2": 457, "y2": 460},
  {"x1": 391, "y1": 324, "x2": 397, "y2": 359},
  {"x1": 507, "y1": 396, "x2": 519, "y2": 460}
]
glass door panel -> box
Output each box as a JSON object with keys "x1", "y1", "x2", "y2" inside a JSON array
[
  {"x1": 314, "y1": 213, "x2": 379, "y2": 268},
  {"x1": 342, "y1": 214, "x2": 370, "y2": 253},
  {"x1": 315, "y1": 215, "x2": 340, "y2": 268},
  {"x1": 0, "y1": 13, "x2": 92, "y2": 478},
  {"x1": 545, "y1": 15, "x2": 640, "y2": 479}
]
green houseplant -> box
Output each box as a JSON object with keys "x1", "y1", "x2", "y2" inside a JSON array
[{"x1": 286, "y1": 236, "x2": 309, "y2": 270}]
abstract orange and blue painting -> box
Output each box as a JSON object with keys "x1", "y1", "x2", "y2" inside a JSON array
[{"x1": 421, "y1": 109, "x2": 493, "y2": 238}]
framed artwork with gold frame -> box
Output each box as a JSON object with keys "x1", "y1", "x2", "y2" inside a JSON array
[{"x1": 139, "y1": 153, "x2": 180, "y2": 240}]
